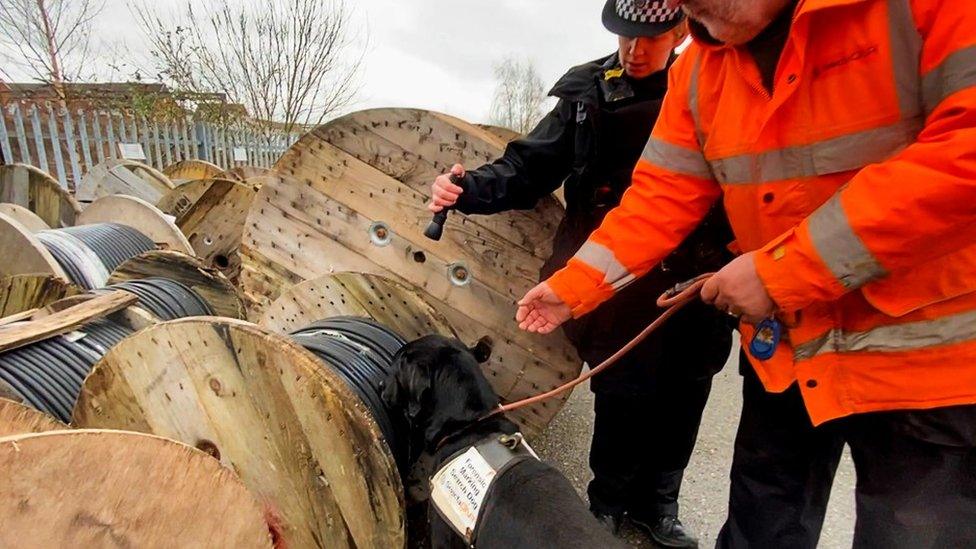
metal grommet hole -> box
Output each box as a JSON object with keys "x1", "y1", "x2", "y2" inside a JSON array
[
  {"x1": 448, "y1": 262, "x2": 471, "y2": 287},
  {"x1": 368, "y1": 221, "x2": 393, "y2": 247}
]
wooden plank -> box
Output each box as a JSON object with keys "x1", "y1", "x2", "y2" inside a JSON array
[
  {"x1": 477, "y1": 123, "x2": 522, "y2": 143},
  {"x1": 76, "y1": 194, "x2": 194, "y2": 255},
  {"x1": 107, "y1": 250, "x2": 246, "y2": 319},
  {"x1": 0, "y1": 290, "x2": 136, "y2": 353},
  {"x1": 105, "y1": 113, "x2": 118, "y2": 159},
  {"x1": 0, "y1": 309, "x2": 38, "y2": 326},
  {"x1": 157, "y1": 178, "x2": 255, "y2": 280},
  {"x1": 0, "y1": 429, "x2": 273, "y2": 548},
  {"x1": 0, "y1": 398, "x2": 64, "y2": 436},
  {"x1": 74, "y1": 318, "x2": 404, "y2": 548},
  {"x1": 0, "y1": 163, "x2": 82, "y2": 228},
  {"x1": 161, "y1": 120, "x2": 173, "y2": 166},
  {"x1": 90, "y1": 111, "x2": 106, "y2": 164}
]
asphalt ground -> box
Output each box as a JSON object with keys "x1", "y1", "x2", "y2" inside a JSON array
[{"x1": 534, "y1": 341, "x2": 857, "y2": 548}]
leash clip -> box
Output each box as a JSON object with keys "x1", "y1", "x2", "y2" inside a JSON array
[
  {"x1": 666, "y1": 277, "x2": 700, "y2": 298},
  {"x1": 498, "y1": 433, "x2": 523, "y2": 451}
]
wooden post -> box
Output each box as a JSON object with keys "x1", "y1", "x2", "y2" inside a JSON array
[
  {"x1": 60, "y1": 108, "x2": 82, "y2": 190},
  {"x1": 76, "y1": 109, "x2": 94, "y2": 174},
  {"x1": 28, "y1": 105, "x2": 48, "y2": 173},
  {"x1": 44, "y1": 104, "x2": 67, "y2": 188},
  {"x1": 0, "y1": 107, "x2": 12, "y2": 164}
]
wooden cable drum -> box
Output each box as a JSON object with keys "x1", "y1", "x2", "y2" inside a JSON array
[
  {"x1": 0, "y1": 274, "x2": 80, "y2": 317},
  {"x1": 77, "y1": 194, "x2": 195, "y2": 255},
  {"x1": 76, "y1": 159, "x2": 176, "y2": 205},
  {"x1": 0, "y1": 397, "x2": 65, "y2": 436},
  {"x1": 0, "y1": 211, "x2": 69, "y2": 280},
  {"x1": 107, "y1": 250, "x2": 246, "y2": 319},
  {"x1": 0, "y1": 163, "x2": 81, "y2": 228},
  {"x1": 73, "y1": 318, "x2": 404, "y2": 548},
  {"x1": 162, "y1": 158, "x2": 223, "y2": 183},
  {"x1": 157, "y1": 178, "x2": 256, "y2": 279},
  {"x1": 241, "y1": 170, "x2": 579, "y2": 436},
  {"x1": 0, "y1": 203, "x2": 51, "y2": 231},
  {"x1": 0, "y1": 429, "x2": 274, "y2": 548},
  {"x1": 260, "y1": 271, "x2": 456, "y2": 341},
  {"x1": 477, "y1": 123, "x2": 522, "y2": 143},
  {"x1": 301, "y1": 107, "x2": 561, "y2": 260}
]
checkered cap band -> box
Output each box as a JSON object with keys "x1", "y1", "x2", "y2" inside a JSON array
[{"x1": 614, "y1": 0, "x2": 682, "y2": 24}]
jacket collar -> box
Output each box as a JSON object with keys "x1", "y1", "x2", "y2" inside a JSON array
[{"x1": 688, "y1": 0, "x2": 869, "y2": 50}]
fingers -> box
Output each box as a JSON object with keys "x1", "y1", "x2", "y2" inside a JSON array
[
  {"x1": 450, "y1": 164, "x2": 466, "y2": 179},
  {"x1": 517, "y1": 283, "x2": 547, "y2": 307},
  {"x1": 700, "y1": 276, "x2": 719, "y2": 304}
]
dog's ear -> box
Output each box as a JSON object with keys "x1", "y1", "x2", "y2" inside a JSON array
[
  {"x1": 396, "y1": 351, "x2": 432, "y2": 421},
  {"x1": 468, "y1": 336, "x2": 493, "y2": 364}
]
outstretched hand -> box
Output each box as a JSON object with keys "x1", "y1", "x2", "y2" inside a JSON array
[{"x1": 516, "y1": 282, "x2": 573, "y2": 334}]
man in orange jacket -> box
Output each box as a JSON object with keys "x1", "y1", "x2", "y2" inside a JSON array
[{"x1": 516, "y1": 0, "x2": 976, "y2": 546}]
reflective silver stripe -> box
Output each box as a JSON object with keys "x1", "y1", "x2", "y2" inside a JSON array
[
  {"x1": 887, "y1": 0, "x2": 923, "y2": 118},
  {"x1": 688, "y1": 53, "x2": 706, "y2": 147},
  {"x1": 642, "y1": 137, "x2": 714, "y2": 180},
  {"x1": 923, "y1": 45, "x2": 976, "y2": 114},
  {"x1": 794, "y1": 309, "x2": 976, "y2": 361},
  {"x1": 708, "y1": 117, "x2": 923, "y2": 184},
  {"x1": 807, "y1": 194, "x2": 887, "y2": 289},
  {"x1": 575, "y1": 241, "x2": 636, "y2": 291}
]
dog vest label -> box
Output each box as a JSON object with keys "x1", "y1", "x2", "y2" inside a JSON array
[{"x1": 431, "y1": 446, "x2": 498, "y2": 541}]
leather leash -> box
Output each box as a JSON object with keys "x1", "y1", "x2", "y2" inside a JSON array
[{"x1": 497, "y1": 273, "x2": 714, "y2": 414}]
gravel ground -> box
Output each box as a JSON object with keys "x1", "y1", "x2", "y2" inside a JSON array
[{"x1": 534, "y1": 341, "x2": 856, "y2": 548}]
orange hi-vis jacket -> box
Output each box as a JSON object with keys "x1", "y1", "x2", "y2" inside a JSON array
[{"x1": 546, "y1": 0, "x2": 976, "y2": 425}]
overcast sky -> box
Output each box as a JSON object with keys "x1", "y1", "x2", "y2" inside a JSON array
[{"x1": 3, "y1": 1, "x2": 618, "y2": 125}]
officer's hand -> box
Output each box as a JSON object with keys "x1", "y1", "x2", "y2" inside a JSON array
[
  {"x1": 700, "y1": 252, "x2": 776, "y2": 324},
  {"x1": 428, "y1": 164, "x2": 465, "y2": 213},
  {"x1": 516, "y1": 282, "x2": 573, "y2": 334}
]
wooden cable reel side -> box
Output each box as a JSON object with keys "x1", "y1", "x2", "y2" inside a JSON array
[
  {"x1": 157, "y1": 178, "x2": 256, "y2": 279},
  {"x1": 260, "y1": 271, "x2": 456, "y2": 341},
  {"x1": 0, "y1": 211, "x2": 69, "y2": 280},
  {"x1": 477, "y1": 123, "x2": 522, "y2": 144},
  {"x1": 76, "y1": 159, "x2": 176, "y2": 205},
  {"x1": 162, "y1": 159, "x2": 223, "y2": 183},
  {"x1": 0, "y1": 203, "x2": 51, "y2": 232},
  {"x1": 0, "y1": 429, "x2": 273, "y2": 548},
  {"x1": 299, "y1": 108, "x2": 562, "y2": 261},
  {"x1": 0, "y1": 163, "x2": 82, "y2": 228},
  {"x1": 0, "y1": 397, "x2": 65, "y2": 436},
  {"x1": 240, "y1": 168, "x2": 580, "y2": 436},
  {"x1": 77, "y1": 194, "x2": 195, "y2": 255},
  {"x1": 73, "y1": 318, "x2": 404, "y2": 549},
  {"x1": 107, "y1": 250, "x2": 246, "y2": 319}
]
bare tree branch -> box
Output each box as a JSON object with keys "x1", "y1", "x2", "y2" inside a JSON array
[
  {"x1": 133, "y1": 0, "x2": 363, "y2": 135},
  {"x1": 489, "y1": 57, "x2": 548, "y2": 135},
  {"x1": 0, "y1": 0, "x2": 105, "y2": 88}
]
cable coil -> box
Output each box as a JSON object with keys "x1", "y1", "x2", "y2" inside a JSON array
[
  {"x1": 0, "y1": 278, "x2": 213, "y2": 422},
  {"x1": 37, "y1": 223, "x2": 156, "y2": 289},
  {"x1": 290, "y1": 317, "x2": 406, "y2": 462}
]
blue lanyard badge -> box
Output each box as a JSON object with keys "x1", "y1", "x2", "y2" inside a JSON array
[{"x1": 749, "y1": 318, "x2": 783, "y2": 361}]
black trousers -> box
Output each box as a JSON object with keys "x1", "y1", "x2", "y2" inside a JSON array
[
  {"x1": 718, "y1": 352, "x2": 976, "y2": 548},
  {"x1": 587, "y1": 375, "x2": 713, "y2": 519}
]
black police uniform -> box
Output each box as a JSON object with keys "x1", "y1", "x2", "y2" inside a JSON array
[{"x1": 454, "y1": 53, "x2": 734, "y2": 522}]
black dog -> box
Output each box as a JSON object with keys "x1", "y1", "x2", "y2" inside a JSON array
[{"x1": 382, "y1": 334, "x2": 625, "y2": 549}]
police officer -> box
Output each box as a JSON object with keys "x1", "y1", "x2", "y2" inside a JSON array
[{"x1": 429, "y1": 2, "x2": 733, "y2": 546}]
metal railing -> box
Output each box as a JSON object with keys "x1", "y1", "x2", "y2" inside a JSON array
[{"x1": 0, "y1": 101, "x2": 302, "y2": 189}]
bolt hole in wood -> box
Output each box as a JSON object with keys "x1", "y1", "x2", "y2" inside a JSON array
[
  {"x1": 196, "y1": 439, "x2": 221, "y2": 461},
  {"x1": 412, "y1": 251, "x2": 426, "y2": 263},
  {"x1": 213, "y1": 255, "x2": 231, "y2": 270}
]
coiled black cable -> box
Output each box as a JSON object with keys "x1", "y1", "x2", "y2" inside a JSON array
[
  {"x1": 290, "y1": 317, "x2": 406, "y2": 463},
  {"x1": 101, "y1": 278, "x2": 214, "y2": 320},
  {"x1": 0, "y1": 319, "x2": 133, "y2": 422},
  {"x1": 37, "y1": 223, "x2": 156, "y2": 289},
  {"x1": 0, "y1": 278, "x2": 213, "y2": 422}
]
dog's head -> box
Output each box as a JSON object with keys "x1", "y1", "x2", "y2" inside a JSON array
[{"x1": 382, "y1": 335, "x2": 497, "y2": 463}]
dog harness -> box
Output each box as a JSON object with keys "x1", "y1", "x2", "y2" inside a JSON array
[{"x1": 430, "y1": 432, "x2": 538, "y2": 546}]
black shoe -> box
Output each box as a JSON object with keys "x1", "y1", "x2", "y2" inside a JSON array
[
  {"x1": 630, "y1": 514, "x2": 698, "y2": 548},
  {"x1": 591, "y1": 510, "x2": 622, "y2": 536}
]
